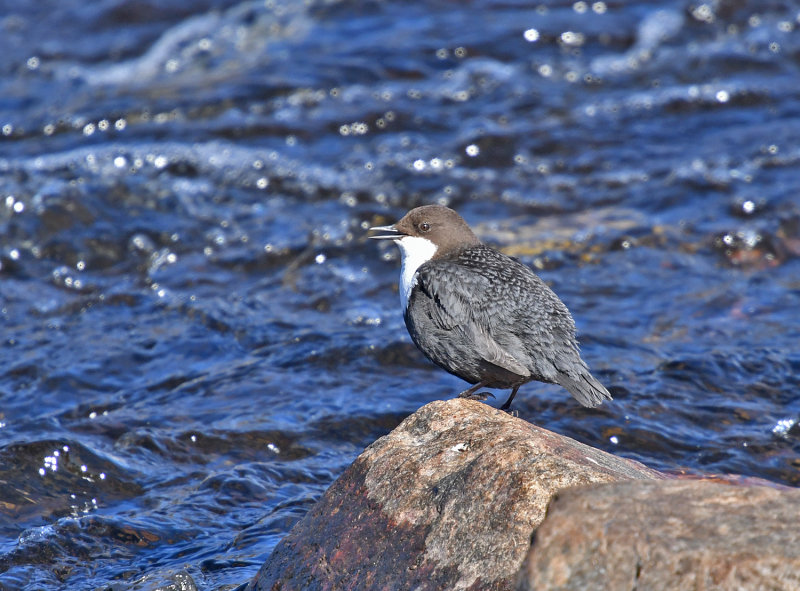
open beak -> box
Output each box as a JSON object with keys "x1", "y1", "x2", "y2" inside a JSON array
[{"x1": 368, "y1": 224, "x2": 404, "y2": 240}]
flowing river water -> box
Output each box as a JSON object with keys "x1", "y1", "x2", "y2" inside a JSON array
[{"x1": 1, "y1": 0, "x2": 799, "y2": 588}]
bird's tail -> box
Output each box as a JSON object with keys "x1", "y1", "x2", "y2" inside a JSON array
[{"x1": 556, "y1": 370, "x2": 612, "y2": 408}]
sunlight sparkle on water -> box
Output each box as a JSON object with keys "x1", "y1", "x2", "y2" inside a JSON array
[
  {"x1": 523, "y1": 29, "x2": 540, "y2": 42},
  {"x1": 772, "y1": 418, "x2": 796, "y2": 437},
  {"x1": 561, "y1": 31, "x2": 585, "y2": 46}
]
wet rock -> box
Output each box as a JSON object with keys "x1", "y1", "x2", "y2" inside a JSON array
[
  {"x1": 517, "y1": 479, "x2": 800, "y2": 591},
  {"x1": 248, "y1": 399, "x2": 661, "y2": 591},
  {"x1": 712, "y1": 228, "x2": 783, "y2": 268}
]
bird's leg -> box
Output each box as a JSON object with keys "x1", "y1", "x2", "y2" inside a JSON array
[
  {"x1": 499, "y1": 384, "x2": 521, "y2": 411},
  {"x1": 457, "y1": 381, "x2": 494, "y2": 401}
]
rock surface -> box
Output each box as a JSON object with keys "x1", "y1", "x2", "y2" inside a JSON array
[
  {"x1": 517, "y1": 479, "x2": 800, "y2": 591},
  {"x1": 249, "y1": 399, "x2": 661, "y2": 591}
]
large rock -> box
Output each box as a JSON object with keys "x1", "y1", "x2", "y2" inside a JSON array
[
  {"x1": 517, "y1": 479, "x2": 800, "y2": 591},
  {"x1": 249, "y1": 399, "x2": 661, "y2": 591}
]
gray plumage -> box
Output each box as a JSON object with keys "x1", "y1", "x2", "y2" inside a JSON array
[{"x1": 370, "y1": 205, "x2": 611, "y2": 409}]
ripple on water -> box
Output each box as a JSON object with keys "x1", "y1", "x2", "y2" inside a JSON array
[
  {"x1": 1, "y1": 0, "x2": 800, "y2": 588},
  {"x1": 0, "y1": 439, "x2": 142, "y2": 534}
]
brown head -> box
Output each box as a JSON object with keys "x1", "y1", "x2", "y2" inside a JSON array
[
  {"x1": 369, "y1": 205, "x2": 481, "y2": 259},
  {"x1": 369, "y1": 205, "x2": 482, "y2": 308}
]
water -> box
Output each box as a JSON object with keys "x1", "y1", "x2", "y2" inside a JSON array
[{"x1": 2, "y1": 0, "x2": 800, "y2": 588}]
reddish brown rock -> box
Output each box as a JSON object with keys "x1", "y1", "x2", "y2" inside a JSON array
[
  {"x1": 249, "y1": 399, "x2": 661, "y2": 591},
  {"x1": 517, "y1": 479, "x2": 800, "y2": 591}
]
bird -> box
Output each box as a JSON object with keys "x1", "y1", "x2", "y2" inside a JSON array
[{"x1": 369, "y1": 204, "x2": 611, "y2": 410}]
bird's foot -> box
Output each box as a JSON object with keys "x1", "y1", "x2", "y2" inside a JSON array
[
  {"x1": 499, "y1": 385, "x2": 521, "y2": 411},
  {"x1": 457, "y1": 390, "x2": 495, "y2": 401}
]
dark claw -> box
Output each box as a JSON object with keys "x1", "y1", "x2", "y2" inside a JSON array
[{"x1": 457, "y1": 390, "x2": 495, "y2": 401}]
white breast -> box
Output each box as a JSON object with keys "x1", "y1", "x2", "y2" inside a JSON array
[{"x1": 395, "y1": 236, "x2": 438, "y2": 310}]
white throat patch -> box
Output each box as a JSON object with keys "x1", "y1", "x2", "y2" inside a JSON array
[{"x1": 395, "y1": 236, "x2": 437, "y2": 310}]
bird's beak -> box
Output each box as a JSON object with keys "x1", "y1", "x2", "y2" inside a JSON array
[{"x1": 368, "y1": 224, "x2": 403, "y2": 240}]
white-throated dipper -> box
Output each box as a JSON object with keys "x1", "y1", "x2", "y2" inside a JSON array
[{"x1": 369, "y1": 205, "x2": 611, "y2": 409}]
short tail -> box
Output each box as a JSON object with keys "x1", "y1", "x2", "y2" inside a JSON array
[{"x1": 556, "y1": 371, "x2": 612, "y2": 408}]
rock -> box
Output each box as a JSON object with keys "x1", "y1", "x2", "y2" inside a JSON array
[
  {"x1": 517, "y1": 479, "x2": 800, "y2": 591},
  {"x1": 249, "y1": 399, "x2": 662, "y2": 591}
]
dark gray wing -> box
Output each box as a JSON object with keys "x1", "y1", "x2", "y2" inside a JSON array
[
  {"x1": 417, "y1": 246, "x2": 611, "y2": 406},
  {"x1": 414, "y1": 256, "x2": 531, "y2": 378}
]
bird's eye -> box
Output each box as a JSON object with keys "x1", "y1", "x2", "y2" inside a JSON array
[{"x1": 419, "y1": 222, "x2": 431, "y2": 232}]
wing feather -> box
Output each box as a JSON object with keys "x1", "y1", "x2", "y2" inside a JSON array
[{"x1": 415, "y1": 253, "x2": 536, "y2": 378}]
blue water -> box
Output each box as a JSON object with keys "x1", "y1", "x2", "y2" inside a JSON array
[{"x1": 2, "y1": 0, "x2": 800, "y2": 588}]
